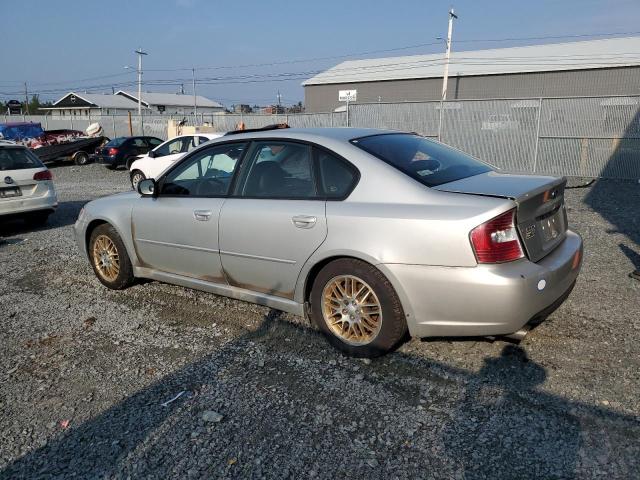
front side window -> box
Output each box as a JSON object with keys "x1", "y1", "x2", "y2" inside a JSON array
[
  {"x1": 352, "y1": 133, "x2": 492, "y2": 187},
  {"x1": 148, "y1": 138, "x2": 163, "y2": 148},
  {"x1": 131, "y1": 138, "x2": 147, "y2": 148},
  {"x1": 240, "y1": 141, "x2": 315, "y2": 198},
  {"x1": 161, "y1": 142, "x2": 246, "y2": 197}
]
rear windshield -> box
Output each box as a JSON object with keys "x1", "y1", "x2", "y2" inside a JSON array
[
  {"x1": 105, "y1": 137, "x2": 127, "y2": 147},
  {"x1": 0, "y1": 147, "x2": 44, "y2": 170},
  {"x1": 352, "y1": 133, "x2": 492, "y2": 187}
]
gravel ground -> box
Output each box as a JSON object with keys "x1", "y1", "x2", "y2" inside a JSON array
[{"x1": 1, "y1": 163, "x2": 639, "y2": 479}]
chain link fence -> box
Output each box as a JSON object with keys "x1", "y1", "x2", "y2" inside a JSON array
[{"x1": 3, "y1": 94, "x2": 639, "y2": 179}]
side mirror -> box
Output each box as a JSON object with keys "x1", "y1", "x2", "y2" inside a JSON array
[
  {"x1": 147, "y1": 149, "x2": 156, "y2": 158},
  {"x1": 138, "y1": 178, "x2": 157, "y2": 197}
]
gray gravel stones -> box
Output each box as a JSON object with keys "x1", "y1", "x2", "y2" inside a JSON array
[
  {"x1": 0, "y1": 164, "x2": 639, "y2": 479},
  {"x1": 201, "y1": 411, "x2": 224, "y2": 423}
]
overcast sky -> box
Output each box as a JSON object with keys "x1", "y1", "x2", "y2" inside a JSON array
[{"x1": 1, "y1": 0, "x2": 639, "y2": 107}]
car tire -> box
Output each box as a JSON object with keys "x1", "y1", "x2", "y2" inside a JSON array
[
  {"x1": 125, "y1": 157, "x2": 136, "y2": 170},
  {"x1": 73, "y1": 151, "x2": 90, "y2": 166},
  {"x1": 130, "y1": 170, "x2": 146, "y2": 190},
  {"x1": 310, "y1": 258, "x2": 408, "y2": 358},
  {"x1": 105, "y1": 164, "x2": 115, "y2": 170},
  {"x1": 24, "y1": 211, "x2": 50, "y2": 227},
  {"x1": 88, "y1": 224, "x2": 135, "y2": 290}
]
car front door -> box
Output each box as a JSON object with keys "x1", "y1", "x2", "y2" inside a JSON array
[
  {"x1": 145, "y1": 136, "x2": 191, "y2": 179},
  {"x1": 131, "y1": 142, "x2": 247, "y2": 281},
  {"x1": 219, "y1": 140, "x2": 327, "y2": 299}
]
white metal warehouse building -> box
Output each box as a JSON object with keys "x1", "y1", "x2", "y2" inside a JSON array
[{"x1": 303, "y1": 37, "x2": 640, "y2": 112}]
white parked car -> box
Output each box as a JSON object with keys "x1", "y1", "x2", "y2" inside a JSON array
[
  {"x1": 0, "y1": 144, "x2": 57, "y2": 225},
  {"x1": 128, "y1": 133, "x2": 224, "y2": 189}
]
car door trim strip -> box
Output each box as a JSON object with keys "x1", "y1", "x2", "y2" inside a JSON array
[
  {"x1": 136, "y1": 238, "x2": 219, "y2": 254},
  {"x1": 220, "y1": 250, "x2": 296, "y2": 265}
]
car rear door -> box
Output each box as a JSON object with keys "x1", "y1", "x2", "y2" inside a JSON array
[
  {"x1": 219, "y1": 140, "x2": 327, "y2": 299},
  {"x1": 131, "y1": 142, "x2": 247, "y2": 280}
]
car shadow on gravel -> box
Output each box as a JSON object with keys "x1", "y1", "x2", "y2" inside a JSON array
[
  {"x1": 585, "y1": 109, "x2": 640, "y2": 276},
  {"x1": 2, "y1": 310, "x2": 639, "y2": 479},
  {"x1": 0, "y1": 200, "x2": 88, "y2": 238}
]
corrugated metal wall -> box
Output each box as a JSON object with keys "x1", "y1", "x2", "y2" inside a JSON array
[{"x1": 303, "y1": 66, "x2": 640, "y2": 113}]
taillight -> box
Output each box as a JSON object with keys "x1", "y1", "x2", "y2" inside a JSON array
[
  {"x1": 470, "y1": 209, "x2": 524, "y2": 263},
  {"x1": 108, "y1": 148, "x2": 119, "y2": 156},
  {"x1": 33, "y1": 170, "x2": 53, "y2": 181}
]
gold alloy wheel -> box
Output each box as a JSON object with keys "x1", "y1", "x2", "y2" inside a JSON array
[
  {"x1": 321, "y1": 275, "x2": 383, "y2": 345},
  {"x1": 92, "y1": 234, "x2": 120, "y2": 282}
]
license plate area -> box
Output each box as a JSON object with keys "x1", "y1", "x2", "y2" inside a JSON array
[
  {"x1": 0, "y1": 187, "x2": 21, "y2": 198},
  {"x1": 538, "y1": 206, "x2": 565, "y2": 243}
]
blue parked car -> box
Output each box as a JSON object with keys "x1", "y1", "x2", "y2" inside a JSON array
[{"x1": 95, "y1": 136, "x2": 163, "y2": 170}]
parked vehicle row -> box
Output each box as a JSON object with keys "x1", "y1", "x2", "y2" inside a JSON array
[{"x1": 75, "y1": 127, "x2": 583, "y2": 357}]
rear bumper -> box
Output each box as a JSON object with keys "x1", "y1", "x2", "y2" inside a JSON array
[
  {"x1": 96, "y1": 155, "x2": 118, "y2": 166},
  {"x1": 0, "y1": 183, "x2": 57, "y2": 217},
  {"x1": 380, "y1": 229, "x2": 583, "y2": 338}
]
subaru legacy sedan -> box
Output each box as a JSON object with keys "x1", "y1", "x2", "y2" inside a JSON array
[{"x1": 74, "y1": 128, "x2": 582, "y2": 357}]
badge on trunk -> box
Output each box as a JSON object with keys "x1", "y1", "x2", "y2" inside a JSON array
[{"x1": 4, "y1": 176, "x2": 13, "y2": 185}]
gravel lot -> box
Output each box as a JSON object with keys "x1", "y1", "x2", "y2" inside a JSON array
[{"x1": 1, "y1": 163, "x2": 639, "y2": 479}]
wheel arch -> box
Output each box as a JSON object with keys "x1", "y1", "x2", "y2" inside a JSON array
[
  {"x1": 84, "y1": 217, "x2": 138, "y2": 268},
  {"x1": 297, "y1": 252, "x2": 416, "y2": 332}
]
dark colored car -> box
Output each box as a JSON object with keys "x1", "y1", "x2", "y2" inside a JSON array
[{"x1": 95, "y1": 136, "x2": 163, "y2": 170}]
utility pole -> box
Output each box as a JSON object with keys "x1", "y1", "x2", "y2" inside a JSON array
[
  {"x1": 135, "y1": 48, "x2": 147, "y2": 117},
  {"x1": 192, "y1": 67, "x2": 197, "y2": 117},
  {"x1": 24, "y1": 82, "x2": 30, "y2": 115},
  {"x1": 441, "y1": 8, "x2": 457, "y2": 101},
  {"x1": 438, "y1": 8, "x2": 457, "y2": 141},
  {"x1": 277, "y1": 90, "x2": 282, "y2": 113}
]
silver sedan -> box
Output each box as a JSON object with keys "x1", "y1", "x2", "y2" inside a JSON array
[{"x1": 74, "y1": 128, "x2": 583, "y2": 357}]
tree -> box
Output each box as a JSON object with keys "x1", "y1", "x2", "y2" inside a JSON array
[{"x1": 22, "y1": 95, "x2": 52, "y2": 115}]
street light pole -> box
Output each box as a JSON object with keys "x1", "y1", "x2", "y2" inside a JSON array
[
  {"x1": 135, "y1": 48, "x2": 148, "y2": 117},
  {"x1": 441, "y1": 8, "x2": 457, "y2": 101},
  {"x1": 438, "y1": 8, "x2": 457, "y2": 141}
]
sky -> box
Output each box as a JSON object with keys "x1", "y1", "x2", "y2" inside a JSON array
[{"x1": 1, "y1": 0, "x2": 639, "y2": 108}]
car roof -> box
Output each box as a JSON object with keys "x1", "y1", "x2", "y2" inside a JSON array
[{"x1": 220, "y1": 127, "x2": 400, "y2": 143}]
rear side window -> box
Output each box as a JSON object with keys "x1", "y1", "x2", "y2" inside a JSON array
[
  {"x1": 0, "y1": 148, "x2": 43, "y2": 170},
  {"x1": 240, "y1": 141, "x2": 316, "y2": 198},
  {"x1": 148, "y1": 138, "x2": 163, "y2": 147},
  {"x1": 105, "y1": 137, "x2": 127, "y2": 147},
  {"x1": 315, "y1": 149, "x2": 357, "y2": 198},
  {"x1": 352, "y1": 133, "x2": 492, "y2": 187}
]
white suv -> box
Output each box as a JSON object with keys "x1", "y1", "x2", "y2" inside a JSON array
[{"x1": 128, "y1": 133, "x2": 224, "y2": 189}]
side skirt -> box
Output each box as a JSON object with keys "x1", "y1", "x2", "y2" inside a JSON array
[{"x1": 133, "y1": 266, "x2": 305, "y2": 316}]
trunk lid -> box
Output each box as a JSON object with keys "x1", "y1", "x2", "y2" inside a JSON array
[{"x1": 434, "y1": 171, "x2": 568, "y2": 262}]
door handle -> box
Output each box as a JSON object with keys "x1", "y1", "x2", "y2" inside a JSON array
[
  {"x1": 194, "y1": 210, "x2": 212, "y2": 221},
  {"x1": 292, "y1": 215, "x2": 317, "y2": 229}
]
